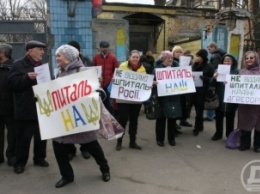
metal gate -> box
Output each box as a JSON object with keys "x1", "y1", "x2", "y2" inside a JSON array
[{"x1": 0, "y1": 20, "x2": 47, "y2": 61}]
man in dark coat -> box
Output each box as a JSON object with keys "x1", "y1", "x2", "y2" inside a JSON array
[
  {"x1": 207, "y1": 42, "x2": 226, "y2": 70},
  {"x1": 8, "y1": 40, "x2": 49, "y2": 174},
  {"x1": 0, "y1": 43, "x2": 16, "y2": 166}
]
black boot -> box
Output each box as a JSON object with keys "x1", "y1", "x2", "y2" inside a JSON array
[
  {"x1": 254, "y1": 130, "x2": 260, "y2": 153},
  {"x1": 239, "y1": 130, "x2": 251, "y2": 151},
  {"x1": 193, "y1": 129, "x2": 199, "y2": 136},
  {"x1": 211, "y1": 132, "x2": 222, "y2": 141},
  {"x1": 116, "y1": 138, "x2": 123, "y2": 151},
  {"x1": 168, "y1": 123, "x2": 176, "y2": 146},
  {"x1": 129, "y1": 135, "x2": 142, "y2": 150}
]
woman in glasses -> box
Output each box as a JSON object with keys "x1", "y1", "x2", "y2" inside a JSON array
[{"x1": 237, "y1": 51, "x2": 260, "y2": 152}]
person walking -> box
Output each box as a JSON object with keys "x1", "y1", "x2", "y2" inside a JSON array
[
  {"x1": 210, "y1": 54, "x2": 239, "y2": 141},
  {"x1": 8, "y1": 40, "x2": 49, "y2": 174},
  {"x1": 115, "y1": 50, "x2": 146, "y2": 151},
  {"x1": 0, "y1": 43, "x2": 17, "y2": 166},
  {"x1": 92, "y1": 41, "x2": 119, "y2": 114},
  {"x1": 237, "y1": 51, "x2": 260, "y2": 152},
  {"x1": 154, "y1": 51, "x2": 182, "y2": 147},
  {"x1": 53, "y1": 44, "x2": 110, "y2": 188}
]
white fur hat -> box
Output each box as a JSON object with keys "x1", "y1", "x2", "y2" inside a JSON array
[{"x1": 56, "y1": 44, "x2": 79, "y2": 62}]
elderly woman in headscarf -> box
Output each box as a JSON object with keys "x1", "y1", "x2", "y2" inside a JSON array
[{"x1": 237, "y1": 51, "x2": 260, "y2": 152}]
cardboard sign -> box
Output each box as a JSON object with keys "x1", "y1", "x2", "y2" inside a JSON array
[
  {"x1": 155, "y1": 66, "x2": 196, "y2": 96},
  {"x1": 110, "y1": 68, "x2": 154, "y2": 102},
  {"x1": 224, "y1": 75, "x2": 260, "y2": 105},
  {"x1": 33, "y1": 68, "x2": 101, "y2": 140}
]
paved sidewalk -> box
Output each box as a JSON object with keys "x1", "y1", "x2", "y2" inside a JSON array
[{"x1": 0, "y1": 109, "x2": 256, "y2": 194}]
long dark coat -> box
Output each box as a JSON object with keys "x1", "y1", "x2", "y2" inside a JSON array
[
  {"x1": 0, "y1": 58, "x2": 14, "y2": 116},
  {"x1": 8, "y1": 56, "x2": 39, "y2": 120},
  {"x1": 153, "y1": 60, "x2": 182, "y2": 119},
  {"x1": 190, "y1": 60, "x2": 214, "y2": 108}
]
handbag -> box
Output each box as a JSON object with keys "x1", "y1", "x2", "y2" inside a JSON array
[
  {"x1": 143, "y1": 88, "x2": 162, "y2": 120},
  {"x1": 98, "y1": 100, "x2": 124, "y2": 140},
  {"x1": 204, "y1": 87, "x2": 219, "y2": 110},
  {"x1": 226, "y1": 129, "x2": 241, "y2": 149}
]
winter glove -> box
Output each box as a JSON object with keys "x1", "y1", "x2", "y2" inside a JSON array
[{"x1": 199, "y1": 75, "x2": 204, "y2": 80}]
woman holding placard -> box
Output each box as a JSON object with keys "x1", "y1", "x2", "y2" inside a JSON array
[
  {"x1": 52, "y1": 45, "x2": 110, "y2": 188},
  {"x1": 115, "y1": 50, "x2": 146, "y2": 151},
  {"x1": 153, "y1": 51, "x2": 182, "y2": 147},
  {"x1": 237, "y1": 51, "x2": 260, "y2": 152},
  {"x1": 210, "y1": 54, "x2": 239, "y2": 141},
  {"x1": 190, "y1": 49, "x2": 214, "y2": 136}
]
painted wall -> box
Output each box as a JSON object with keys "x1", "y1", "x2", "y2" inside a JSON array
[
  {"x1": 177, "y1": 39, "x2": 201, "y2": 56},
  {"x1": 91, "y1": 19, "x2": 129, "y2": 64},
  {"x1": 46, "y1": 0, "x2": 93, "y2": 75},
  {"x1": 227, "y1": 20, "x2": 245, "y2": 68}
]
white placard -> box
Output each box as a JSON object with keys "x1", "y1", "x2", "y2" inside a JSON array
[
  {"x1": 34, "y1": 63, "x2": 51, "y2": 84},
  {"x1": 155, "y1": 66, "x2": 196, "y2": 96},
  {"x1": 85, "y1": 66, "x2": 102, "y2": 77},
  {"x1": 217, "y1": 64, "x2": 231, "y2": 82},
  {"x1": 192, "y1": 71, "x2": 203, "y2": 87},
  {"x1": 224, "y1": 75, "x2": 260, "y2": 105},
  {"x1": 179, "y1": 56, "x2": 191, "y2": 67},
  {"x1": 33, "y1": 68, "x2": 101, "y2": 140},
  {"x1": 110, "y1": 68, "x2": 154, "y2": 102}
]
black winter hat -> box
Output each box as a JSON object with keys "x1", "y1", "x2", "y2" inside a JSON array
[
  {"x1": 25, "y1": 40, "x2": 46, "y2": 51},
  {"x1": 196, "y1": 49, "x2": 208, "y2": 61},
  {"x1": 68, "y1": 40, "x2": 81, "y2": 52},
  {"x1": 99, "y1": 41, "x2": 109, "y2": 47}
]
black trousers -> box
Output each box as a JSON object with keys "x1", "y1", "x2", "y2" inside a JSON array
[
  {"x1": 117, "y1": 103, "x2": 142, "y2": 141},
  {"x1": 53, "y1": 140, "x2": 109, "y2": 181},
  {"x1": 194, "y1": 104, "x2": 204, "y2": 131},
  {"x1": 67, "y1": 144, "x2": 88, "y2": 154},
  {"x1": 189, "y1": 93, "x2": 204, "y2": 131},
  {"x1": 14, "y1": 120, "x2": 47, "y2": 167},
  {"x1": 156, "y1": 118, "x2": 176, "y2": 142},
  {"x1": 215, "y1": 109, "x2": 236, "y2": 137},
  {"x1": 0, "y1": 116, "x2": 17, "y2": 160},
  {"x1": 179, "y1": 94, "x2": 189, "y2": 121}
]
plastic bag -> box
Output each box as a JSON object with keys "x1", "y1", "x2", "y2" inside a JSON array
[
  {"x1": 98, "y1": 100, "x2": 124, "y2": 140},
  {"x1": 226, "y1": 129, "x2": 240, "y2": 149}
]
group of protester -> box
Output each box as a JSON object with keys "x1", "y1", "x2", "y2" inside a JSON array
[
  {"x1": 151, "y1": 44, "x2": 260, "y2": 152},
  {"x1": 116, "y1": 42, "x2": 260, "y2": 153},
  {"x1": 0, "y1": 39, "x2": 260, "y2": 189},
  {"x1": 0, "y1": 40, "x2": 115, "y2": 188}
]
